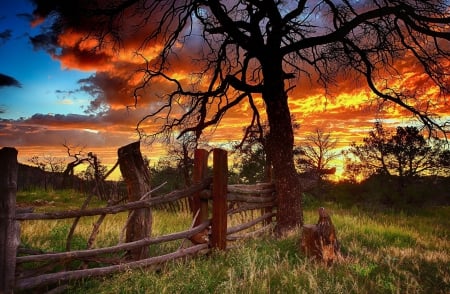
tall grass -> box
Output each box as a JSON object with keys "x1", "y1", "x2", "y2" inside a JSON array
[{"x1": 17, "y1": 190, "x2": 450, "y2": 293}]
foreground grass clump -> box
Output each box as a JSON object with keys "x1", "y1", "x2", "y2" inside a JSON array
[{"x1": 17, "y1": 189, "x2": 450, "y2": 293}]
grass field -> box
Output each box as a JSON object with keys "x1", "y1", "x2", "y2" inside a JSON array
[{"x1": 16, "y1": 189, "x2": 450, "y2": 293}]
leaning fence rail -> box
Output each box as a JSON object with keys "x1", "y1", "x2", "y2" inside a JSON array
[
  {"x1": 16, "y1": 221, "x2": 211, "y2": 265},
  {"x1": 15, "y1": 244, "x2": 210, "y2": 290}
]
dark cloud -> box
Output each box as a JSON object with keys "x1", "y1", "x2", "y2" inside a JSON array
[
  {"x1": 30, "y1": 1, "x2": 97, "y2": 30},
  {"x1": 29, "y1": 32, "x2": 59, "y2": 54},
  {"x1": 78, "y1": 72, "x2": 135, "y2": 113},
  {"x1": 0, "y1": 73, "x2": 22, "y2": 88},
  {"x1": 29, "y1": 0, "x2": 127, "y2": 56},
  {"x1": 0, "y1": 108, "x2": 140, "y2": 149},
  {"x1": 26, "y1": 113, "x2": 101, "y2": 126},
  {"x1": 0, "y1": 29, "x2": 12, "y2": 45}
]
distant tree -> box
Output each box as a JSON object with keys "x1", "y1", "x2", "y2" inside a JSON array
[
  {"x1": 342, "y1": 152, "x2": 368, "y2": 183},
  {"x1": 78, "y1": 152, "x2": 108, "y2": 198},
  {"x1": 233, "y1": 145, "x2": 267, "y2": 184},
  {"x1": 439, "y1": 149, "x2": 450, "y2": 176},
  {"x1": 294, "y1": 129, "x2": 338, "y2": 179},
  {"x1": 390, "y1": 126, "x2": 441, "y2": 178},
  {"x1": 165, "y1": 134, "x2": 202, "y2": 188},
  {"x1": 28, "y1": 154, "x2": 66, "y2": 190},
  {"x1": 32, "y1": 1, "x2": 450, "y2": 233},
  {"x1": 233, "y1": 123, "x2": 271, "y2": 184},
  {"x1": 148, "y1": 157, "x2": 188, "y2": 196},
  {"x1": 348, "y1": 122, "x2": 446, "y2": 181},
  {"x1": 88, "y1": 152, "x2": 106, "y2": 184},
  {"x1": 293, "y1": 129, "x2": 338, "y2": 196},
  {"x1": 28, "y1": 155, "x2": 65, "y2": 173},
  {"x1": 62, "y1": 142, "x2": 91, "y2": 187},
  {"x1": 346, "y1": 122, "x2": 393, "y2": 177}
]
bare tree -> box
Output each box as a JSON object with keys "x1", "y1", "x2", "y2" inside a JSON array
[
  {"x1": 166, "y1": 134, "x2": 200, "y2": 188},
  {"x1": 62, "y1": 142, "x2": 90, "y2": 187},
  {"x1": 295, "y1": 129, "x2": 338, "y2": 178},
  {"x1": 31, "y1": 1, "x2": 450, "y2": 233},
  {"x1": 28, "y1": 155, "x2": 65, "y2": 173},
  {"x1": 28, "y1": 154, "x2": 66, "y2": 190}
]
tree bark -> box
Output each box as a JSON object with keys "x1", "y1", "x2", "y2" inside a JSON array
[
  {"x1": 118, "y1": 141, "x2": 152, "y2": 260},
  {"x1": 263, "y1": 62, "x2": 304, "y2": 235}
]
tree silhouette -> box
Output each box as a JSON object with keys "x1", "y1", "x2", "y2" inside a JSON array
[
  {"x1": 31, "y1": 1, "x2": 450, "y2": 233},
  {"x1": 62, "y1": 142, "x2": 90, "y2": 187},
  {"x1": 348, "y1": 122, "x2": 446, "y2": 180},
  {"x1": 439, "y1": 150, "x2": 450, "y2": 175},
  {"x1": 295, "y1": 129, "x2": 338, "y2": 178}
]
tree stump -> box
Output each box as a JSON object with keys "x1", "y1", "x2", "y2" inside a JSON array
[
  {"x1": 300, "y1": 207, "x2": 341, "y2": 265},
  {"x1": 118, "y1": 141, "x2": 152, "y2": 260}
]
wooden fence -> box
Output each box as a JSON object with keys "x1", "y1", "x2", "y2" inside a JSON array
[{"x1": 0, "y1": 146, "x2": 276, "y2": 293}]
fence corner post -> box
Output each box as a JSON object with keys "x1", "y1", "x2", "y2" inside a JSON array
[
  {"x1": 211, "y1": 148, "x2": 227, "y2": 250},
  {"x1": 0, "y1": 147, "x2": 19, "y2": 293}
]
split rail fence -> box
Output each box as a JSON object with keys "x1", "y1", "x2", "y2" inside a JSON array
[{"x1": 0, "y1": 146, "x2": 276, "y2": 293}]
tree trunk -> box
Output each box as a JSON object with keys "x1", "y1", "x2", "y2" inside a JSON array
[
  {"x1": 118, "y1": 141, "x2": 152, "y2": 260},
  {"x1": 263, "y1": 65, "x2": 303, "y2": 235}
]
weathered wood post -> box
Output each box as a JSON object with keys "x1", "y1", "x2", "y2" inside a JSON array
[
  {"x1": 189, "y1": 149, "x2": 210, "y2": 244},
  {"x1": 211, "y1": 148, "x2": 227, "y2": 250},
  {"x1": 0, "y1": 147, "x2": 19, "y2": 293},
  {"x1": 118, "y1": 141, "x2": 152, "y2": 260}
]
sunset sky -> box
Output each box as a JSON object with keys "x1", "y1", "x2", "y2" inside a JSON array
[{"x1": 1, "y1": 0, "x2": 449, "y2": 180}]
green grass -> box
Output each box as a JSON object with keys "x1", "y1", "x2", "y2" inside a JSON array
[
  {"x1": 17, "y1": 188, "x2": 105, "y2": 211},
  {"x1": 16, "y1": 189, "x2": 450, "y2": 293}
]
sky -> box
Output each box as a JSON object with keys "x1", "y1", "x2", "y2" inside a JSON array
[
  {"x1": 0, "y1": 0, "x2": 147, "y2": 172},
  {"x1": 1, "y1": 0, "x2": 449, "y2": 180}
]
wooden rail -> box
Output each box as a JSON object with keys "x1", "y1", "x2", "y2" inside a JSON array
[
  {"x1": 16, "y1": 221, "x2": 210, "y2": 264},
  {"x1": 15, "y1": 244, "x2": 209, "y2": 290}
]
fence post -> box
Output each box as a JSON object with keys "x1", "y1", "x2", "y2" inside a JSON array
[
  {"x1": 118, "y1": 141, "x2": 152, "y2": 260},
  {"x1": 192, "y1": 149, "x2": 209, "y2": 225},
  {"x1": 0, "y1": 147, "x2": 19, "y2": 294},
  {"x1": 211, "y1": 148, "x2": 227, "y2": 250}
]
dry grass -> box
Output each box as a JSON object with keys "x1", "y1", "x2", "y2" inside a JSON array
[{"x1": 16, "y1": 190, "x2": 450, "y2": 293}]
